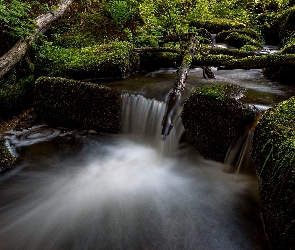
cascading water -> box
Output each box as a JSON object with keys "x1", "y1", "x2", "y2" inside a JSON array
[{"x1": 0, "y1": 93, "x2": 269, "y2": 250}]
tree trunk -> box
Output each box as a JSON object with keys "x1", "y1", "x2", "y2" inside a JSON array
[
  {"x1": 0, "y1": 0, "x2": 74, "y2": 78},
  {"x1": 161, "y1": 34, "x2": 198, "y2": 140}
]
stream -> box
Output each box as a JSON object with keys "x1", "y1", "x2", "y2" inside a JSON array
[{"x1": 1, "y1": 68, "x2": 295, "y2": 249}]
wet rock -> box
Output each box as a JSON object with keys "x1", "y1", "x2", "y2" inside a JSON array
[
  {"x1": 0, "y1": 138, "x2": 17, "y2": 174},
  {"x1": 34, "y1": 77, "x2": 120, "y2": 134},
  {"x1": 181, "y1": 84, "x2": 258, "y2": 162},
  {"x1": 251, "y1": 96, "x2": 295, "y2": 250}
]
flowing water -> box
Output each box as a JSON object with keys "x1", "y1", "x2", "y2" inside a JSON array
[{"x1": 1, "y1": 69, "x2": 294, "y2": 249}]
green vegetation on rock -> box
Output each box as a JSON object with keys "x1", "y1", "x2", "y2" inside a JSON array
[
  {"x1": 34, "y1": 76, "x2": 121, "y2": 133},
  {"x1": 35, "y1": 41, "x2": 139, "y2": 79},
  {"x1": 0, "y1": 138, "x2": 17, "y2": 174},
  {"x1": 251, "y1": 96, "x2": 295, "y2": 250},
  {"x1": 189, "y1": 18, "x2": 246, "y2": 34},
  {"x1": 182, "y1": 84, "x2": 257, "y2": 162},
  {"x1": 225, "y1": 32, "x2": 262, "y2": 49}
]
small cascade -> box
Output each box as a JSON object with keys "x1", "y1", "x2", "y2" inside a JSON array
[
  {"x1": 211, "y1": 33, "x2": 217, "y2": 44},
  {"x1": 121, "y1": 93, "x2": 184, "y2": 155},
  {"x1": 224, "y1": 128, "x2": 255, "y2": 177}
]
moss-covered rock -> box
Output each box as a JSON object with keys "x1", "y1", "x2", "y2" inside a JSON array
[
  {"x1": 251, "y1": 96, "x2": 295, "y2": 249},
  {"x1": 0, "y1": 138, "x2": 17, "y2": 174},
  {"x1": 35, "y1": 41, "x2": 139, "y2": 80},
  {"x1": 189, "y1": 18, "x2": 246, "y2": 34},
  {"x1": 263, "y1": 40, "x2": 295, "y2": 82},
  {"x1": 34, "y1": 77, "x2": 120, "y2": 133},
  {"x1": 225, "y1": 32, "x2": 262, "y2": 49},
  {"x1": 216, "y1": 28, "x2": 262, "y2": 44},
  {"x1": 181, "y1": 84, "x2": 257, "y2": 162}
]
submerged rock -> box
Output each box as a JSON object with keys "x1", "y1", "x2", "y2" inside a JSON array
[
  {"x1": 251, "y1": 96, "x2": 295, "y2": 250},
  {"x1": 181, "y1": 84, "x2": 258, "y2": 162},
  {"x1": 34, "y1": 77, "x2": 120, "y2": 133}
]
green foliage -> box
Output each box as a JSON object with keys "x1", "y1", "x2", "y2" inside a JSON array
[
  {"x1": 281, "y1": 34, "x2": 295, "y2": 53},
  {"x1": 35, "y1": 41, "x2": 139, "y2": 79},
  {"x1": 0, "y1": 0, "x2": 35, "y2": 39},
  {"x1": 240, "y1": 44, "x2": 260, "y2": 51},
  {"x1": 102, "y1": 0, "x2": 143, "y2": 26},
  {"x1": 0, "y1": 0, "x2": 51, "y2": 39},
  {"x1": 0, "y1": 75, "x2": 34, "y2": 118},
  {"x1": 225, "y1": 32, "x2": 262, "y2": 48}
]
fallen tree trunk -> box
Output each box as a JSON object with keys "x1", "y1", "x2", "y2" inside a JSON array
[
  {"x1": 133, "y1": 47, "x2": 181, "y2": 53},
  {"x1": 193, "y1": 54, "x2": 295, "y2": 69},
  {"x1": 0, "y1": 0, "x2": 74, "y2": 78},
  {"x1": 161, "y1": 34, "x2": 198, "y2": 140}
]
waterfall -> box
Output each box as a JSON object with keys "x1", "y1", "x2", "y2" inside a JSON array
[
  {"x1": 121, "y1": 93, "x2": 185, "y2": 154},
  {"x1": 224, "y1": 130, "x2": 255, "y2": 177}
]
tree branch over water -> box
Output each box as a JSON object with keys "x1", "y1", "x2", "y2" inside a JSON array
[{"x1": 0, "y1": 0, "x2": 74, "y2": 78}]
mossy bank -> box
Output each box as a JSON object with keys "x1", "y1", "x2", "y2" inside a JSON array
[
  {"x1": 181, "y1": 84, "x2": 258, "y2": 162},
  {"x1": 251, "y1": 96, "x2": 295, "y2": 249},
  {"x1": 35, "y1": 41, "x2": 139, "y2": 80},
  {"x1": 34, "y1": 77, "x2": 121, "y2": 133}
]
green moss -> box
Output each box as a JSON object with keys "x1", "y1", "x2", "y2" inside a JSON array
[
  {"x1": 182, "y1": 84, "x2": 256, "y2": 162},
  {"x1": 35, "y1": 41, "x2": 139, "y2": 79},
  {"x1": 216, "y1": 28, "x2": 262, "y2": 43},
  {"x1": 196, "y1": 84, "x2": 244, "y2": 100},
  {"x1": 240, "y1": 45, "x2": 260, "y2": 51},
  {"x1": 193, "y1": 54, "x2": 234, "y2": 67},
  {"x1": 34, "y1": 77, "x2": 121, "y2": 133},
  {"x1": 281, "y1": 42, "x2": 295, "y2": 54},
  {"x1": 189, "y1": 18, "x2": 246, "y2": 34},
  {"x1": 225, "y1": 32, "x2": 262, "y2": 49},
  {"x1": 0, "y1": 139, "x2": 17, "y2": 174},
  {"x1": 251, "y1": 96, "x2": 295, "y2": 249}
]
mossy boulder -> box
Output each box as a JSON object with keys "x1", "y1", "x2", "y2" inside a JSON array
[
  {"x1": 181, "y1": 84, "x2": 257, "y2": 162},
  {"x1": 263, "y1": 41, "x2": 295, "y2": 82},
  {"x1": 35, "y1": 41, "x2": 139, "y2": 80},
  {"x1": 216, "y1": 28, "x2": 262, "y2": 44},
  {"x1": 189, "y1": 18, "x2": 245, "y2": 34},
  {"x1": 251, "y1": 97, "x2": 295, "y2": 249},
  {"x1": 34, "y1": 77, "x2": 120, "y2": 133},
  {"x1": 0, "y1": 138, "x2": 17, "y2": 174},
  {"x1": 225, "y1": 32, "x2": 262, "y2": 49}
]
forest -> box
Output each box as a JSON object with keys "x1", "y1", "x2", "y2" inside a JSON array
[{"x1": 1, "y1": 0, "x2": 295, "y2": 119}]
